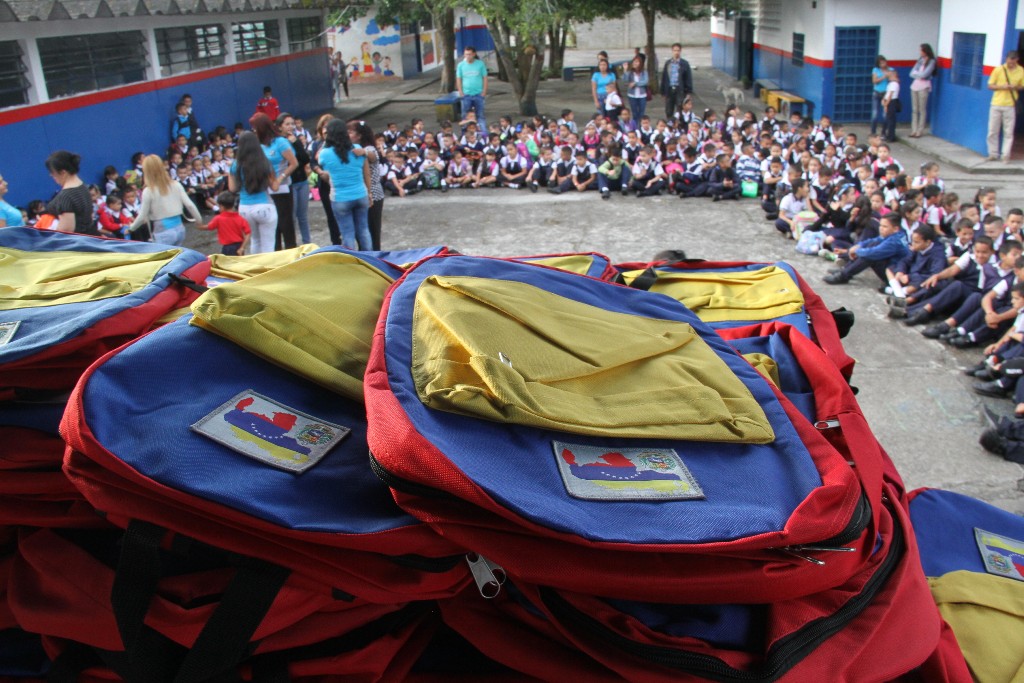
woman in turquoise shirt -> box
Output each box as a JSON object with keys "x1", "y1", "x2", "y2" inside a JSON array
[
  {"x1": 0, "y1": 174, "x2": 25, "y2": 227},
  {"x1": 871, "y1": 55, "x2": 890, "y2": 135},
  {"x1": 317, "y1": 119, "x2": 371, "y2": 250},
  {"x1": 591, "y1": 59, "x2": 617, "y2": 116},
  {"x1": 250, "y1": 113, "x2": 298, "y2": 250}
]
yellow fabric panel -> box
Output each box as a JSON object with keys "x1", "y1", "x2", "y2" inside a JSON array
[
  {"x1": 522, "y1": 255, "x2": 597, "y2": 276},
  {"x1": 189, "y1": 252, "x2": 394, "y2": 401},
  {"x1": 0, "y1": 247, "x2": 180, "y2": 310},
  {"x1": 742, "y1": 353, "x2": 780, "y2": 388},
  {"x1": 620, "y1": 266, "x2": 805, "y2": 323},
  {"x1": 207, "y1": 244, "x2": 320, "y2": 281},
  {"x1": 411, "y1": 275, "x2": 774, "y2": 442},
  {"x1": 929, "y1": 571, "x2": 1024, "y2": 683}
]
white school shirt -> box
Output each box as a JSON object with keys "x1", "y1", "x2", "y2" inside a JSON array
[{"x1": 779, "y1": 193, "x2": 806, "y2": 219}]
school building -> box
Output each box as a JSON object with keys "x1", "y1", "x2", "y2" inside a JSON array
[
  {"x1": 710, "y1": 0, "x2": 1024, "y2": 157},
  {"x1": 0, "y1": 0, "x2": 335, "y2": 207}
]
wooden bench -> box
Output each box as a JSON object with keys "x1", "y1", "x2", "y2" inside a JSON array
[
  {"x1": 754, "y1": 79, "x2": 782, "y2": 102},
  {"x1": 774, "y1": 90, "x2": 807, "y2": 118},
  {"x1": 562, "y1": 66, "x2": 592, "y2": 81}
]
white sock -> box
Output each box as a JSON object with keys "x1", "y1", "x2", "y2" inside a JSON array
[{"x1": 888, "y1": 279, "x2": 906, "y2": 298}]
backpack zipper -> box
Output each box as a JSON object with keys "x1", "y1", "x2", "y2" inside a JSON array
[{"x1": 538, "y1": 497, "x2": 904, "y2": 682}]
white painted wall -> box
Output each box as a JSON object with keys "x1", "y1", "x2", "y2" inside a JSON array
[
  {"x1": 831, "y1": 0, "x2": 940, "y2": 62},
  {"x1": 937, "y1": 0, "x2": 1009, "y2": 65},
  {"x1": 574, "y1": 11, "x2": 710, "y2": 49},
  {"x1": 752, "y1": 0, "x2": 827, "y2": 60}
]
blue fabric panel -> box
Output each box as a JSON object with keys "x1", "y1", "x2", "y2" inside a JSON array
[
  {"x1": 82, "y1": 316, "x2": 419, "y2": 535},
  {"x1": 0, "y1": 629, "x2": 49, "y2": 677},
  {"x1": 307, "y1": 245, "x2": 406, "y2": 278},
  {"x1": 910, "y1": 488, "x2": 1024, "y2": 578},
  {"x1": 0, "y1": 401, "x2": 66, "y2": 434},
  {"x1": 604, "y1": 599, "x2": 766, "y2": 651},
  {"x1": 383, "y1": 256, "x2": 824, "y2": 545},
  {"x1": 727, "y1": 333, "x2": 816, "y2": 423},
  {"x1": 0, "y1": 228, "x2": 207, "y2": 363}
]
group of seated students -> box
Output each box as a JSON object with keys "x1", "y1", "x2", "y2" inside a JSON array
[{"x1": 370, "y1": 105, "x2": 887, "y2": 201}]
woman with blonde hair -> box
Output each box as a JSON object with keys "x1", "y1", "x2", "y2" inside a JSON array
[{"x1": 127, "y1": 154, "x2": 203, "y2": 245}]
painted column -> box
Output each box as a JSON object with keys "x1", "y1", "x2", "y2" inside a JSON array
[{"x1": 20, "y1": 38, "x2": 47, "y2": 104}]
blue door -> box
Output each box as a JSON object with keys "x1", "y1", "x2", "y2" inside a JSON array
[{"x1": 833, "y1": 26, "x2": 880, "y2": 122}]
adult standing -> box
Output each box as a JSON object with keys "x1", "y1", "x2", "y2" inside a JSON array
[
  {"x1": 624, "y1": 55, "x2": 650, "y2": 124},
  {"x1": 309, "y1": 114, "x2": 343, "y2": 246},
  {"x1": 317, "y1": 119, "x2": 371, "y2": 251},
  {"x1": 250, "y1": 112, "x2": 298, "y2": 250},
  {"x1": 987, "y1": 51, "x2": 1024, "y2": 162},
  {"x1": 908, "y1": 44, "x2": 936, "y2": 138},
  {"x1": 660, "y1": 43, "x2": 693, "y2": 121},
  {"x1": 228, "y1": 132, "x2": 279, "y2": 254},
  {"x1": 349, "y1": 120, "x2": 385, "y2": 250},
  {"x1": 278, "y1": 112, "x2": 312, "y2": 245},
  {"x1": 336, "y1": 52, "x2": 349, "y2": 99},
  {"x1": 870, "y1": 56, "x2": 890, "y2": 135},
  {"x1": 591, "y1": 59, "x2": 617, "y2": 116},
  {"x1": 44, "y1": 151, "x2": 94, "y2": 234},
  {"x1": 0, "y1": 173, "x2": 24, "y2": 227},
  {"x1": 127, "y1": 155, "x2": 203, "y2": 246},
  {"x1": 457, "y1": 46, "x2": 488, "y2": 131}
]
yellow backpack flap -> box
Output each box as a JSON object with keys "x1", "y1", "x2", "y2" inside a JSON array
[
  {"x1": 207, "y1": 244, "x2": 319, "y2": 282},
  {"x1": 190, "y1": 252, "x2": 394, "y2": 401},
  {"x1": 519, "y1": 255, "x2": 596, "y2": 276},
  {"x1": 618, "y1": 266, "x2": 805, "y2": 324},
  {"x1": 928, "y1": 570, "x2": 1024, "y2": 682},
  {"x1": 411, "y1": 274, "x2": 774, "y2": 443},
  {"x1": 0, "y1": 247, "x2": 182, "y2": 310}
]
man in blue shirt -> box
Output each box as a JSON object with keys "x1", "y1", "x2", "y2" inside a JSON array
[
  {"x1": 660, "y1": 43, "x2": 693, "y2": 121},
  {"x1": 457, "y1": 46, "x2": 489, "y2": 130}
]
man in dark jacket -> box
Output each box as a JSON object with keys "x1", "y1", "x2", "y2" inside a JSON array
[{"x1": 660, "y1": 43, "x2": 693, "y2": 121}]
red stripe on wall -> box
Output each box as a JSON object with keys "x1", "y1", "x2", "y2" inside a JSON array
[
  {"x1": 753, "y1": 43, "x2": 833, "y2": 68},
  {"x1": 456, "y1": 24, "x2": 488, "y2": 31},
  {"x1": 936, "y1": 56, "x2": 994, "y2": 75},
  {"x1": 0, "y1": 48, "x2": 328, "y2": 127},
  {"x1": 711, "y1": 32, "x2": 735, "y2": 42},
  {"x1": 887, "y1": 60, "x2": 916, "y2": 67}
]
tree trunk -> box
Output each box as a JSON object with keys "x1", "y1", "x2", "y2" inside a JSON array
[
  {"x1": 642, "y1": 2, "x2": 658, "y2": 95},
  {"x1": 518, "y1": 33, "x2": 545, "y2": 116},
  {"x1": 547, "y1": 21, "x2": 567, "y2": 75},
  {"x1": 489, "y1": 19, "x2": 524, "y2": 101},
  {"x1": 436, "y1": 7, "x2": 456, "y2": 93}
]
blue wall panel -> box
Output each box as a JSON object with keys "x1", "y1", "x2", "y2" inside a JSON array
[
  {"x1": 2, "y1": 50, "x2": 331, "y2": 208},
  {"x1": 455, "y1": 26, "x2": 494, "y2": 54},
  {"x1": 711, "y1": 36, "x2": 729, "y2": 74},
  {"x1": 931, "y1": 69, "x2": 990, "y2": 156}
]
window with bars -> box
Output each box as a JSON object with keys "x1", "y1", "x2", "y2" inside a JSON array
[
  {"x1": 792, "y1": 33, "x2": 804, "y2": 67},
  {"x1": 758, "y1": 0, "x2": 782, "y2": 33},
  {"x1": 156, "y1": 25, "x2": 226, "y2": 76},
  {"x1": 286, "y1": 16, "x2": 323, "y2": 52},
  {"x1": 38, "y1": 31, "x2": 148, "y2": 99},
  {"x1": 0, "y1": 41, "x2": 29, "y2": 109},
  {"x1": 233, "y1": 21, "x2": 281, "y2": 61},
  {"x1": 951, "y1": 32, "x2": 985, "y2": 89}
]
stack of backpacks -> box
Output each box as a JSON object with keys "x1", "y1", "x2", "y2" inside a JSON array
[{"x1": 0, "y1": 226, "x2": 1017, "y2": 681}]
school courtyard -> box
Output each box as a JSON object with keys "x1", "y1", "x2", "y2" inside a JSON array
[{"x1": 183, "y1": 47, "x2": 1024, "y2": 513}]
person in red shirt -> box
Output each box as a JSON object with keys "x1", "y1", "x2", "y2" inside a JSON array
[
  {"x1": 203, "y1": 191, "x2": 251, "y2": 255},
  {"x1": 255, "y1": 86, "x2": 280, "y2": 121},
  {"x1": 97, "y1": 194, "x2": 132, "y2": 238}
]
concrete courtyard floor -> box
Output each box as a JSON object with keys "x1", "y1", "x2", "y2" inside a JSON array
[{"x1": 184, "y1": 47, "x2": 1024, "y2": 513}]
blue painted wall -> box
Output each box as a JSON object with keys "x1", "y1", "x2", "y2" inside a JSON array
[
  {"x1": 711, "y1": 36, "x2": 737, "y2": 77},
  {"x1": 1, "y1": 50, "x2": 331, "y2": 209},
  {"x1": 930, "y1": 67, "x2": 991, "y2": 155},
  {"x1": 752, "y1": 48, "x2": 833, "y2": 120},
  {"x1": 455, "y1": 26, "x2": 495, "y2": 54}
]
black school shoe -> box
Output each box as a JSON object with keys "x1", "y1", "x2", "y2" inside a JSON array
[
  {"x1": 903, "y1": 309, "x2": 931, "y2": 326},
  {"x1": 922, "y1": 322, "x2": 950, "y2": 339},
  {"x1": 973, "y1": 380, "x2": 1010, "y2": 398},
  {"x1": 979, "y1": 429, "x2": 1007, "y2": 456},
  {"x1": 601, "y1": 189, "x2": 610, "y2": 200},
  {"x1": 951, "y1": 334, "x2": 978, "y2": 349},
  {"x1": 963, "y1": 361, "x2": 988, "y2": 376},
  {"x1": 823, "y1": 272, "x2": 850, "y2": 285}
]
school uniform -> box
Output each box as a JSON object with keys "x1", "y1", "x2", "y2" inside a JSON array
[
  {"x1": 597, "y1": 158, "x2": 631, "y2": 194},
  {"x1": 893, "y1": 242, "x2": 947, "y2": 287},
  {"x1": 553, "y1": 158, "x2": 576, "y2": 186},
  {"x1": 829, "y1": 231, "x2": 911, "y2": 284},
  {"x1": 499, "y1": 154, "x2": 529, "y2": 187},
  {"x1": 385, "y1": 165, "x2": 416, "y2": 195},
  {"x1": 775, "y1": 192, "x2": 808, "y2": 236},
  {"x1": 630, "y1": 159, "x2": 666, "y2": 196},
  {"x1": 528, "y1": 157, "x2": 555, "y2": 188},
  {"x1": 953, "y1": 274, "x2": 1020, "y2": 344},
  {"x1": 707, "y1": 166, "x2": 740, "y2": 200},
  {"x1": 447, "y1": 159, "x2": 472, "y2": 186},
  {"x1": 622, "y1": 142, "x2": 642, "y2": 165},
  {"x1": 908, "y1": 254, "x2": 1001, "y2": 317},
  {"x1": 637, "y1": 125, "x2": 656, "y2": 146},
  {"x1": 675, "y1": 159, "x2": 707, "y2": 197}
]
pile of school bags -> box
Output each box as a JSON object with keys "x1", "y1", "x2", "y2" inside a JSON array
[{"x1": 0, "y1": 225, "x2": 1019, "y2": 681}]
